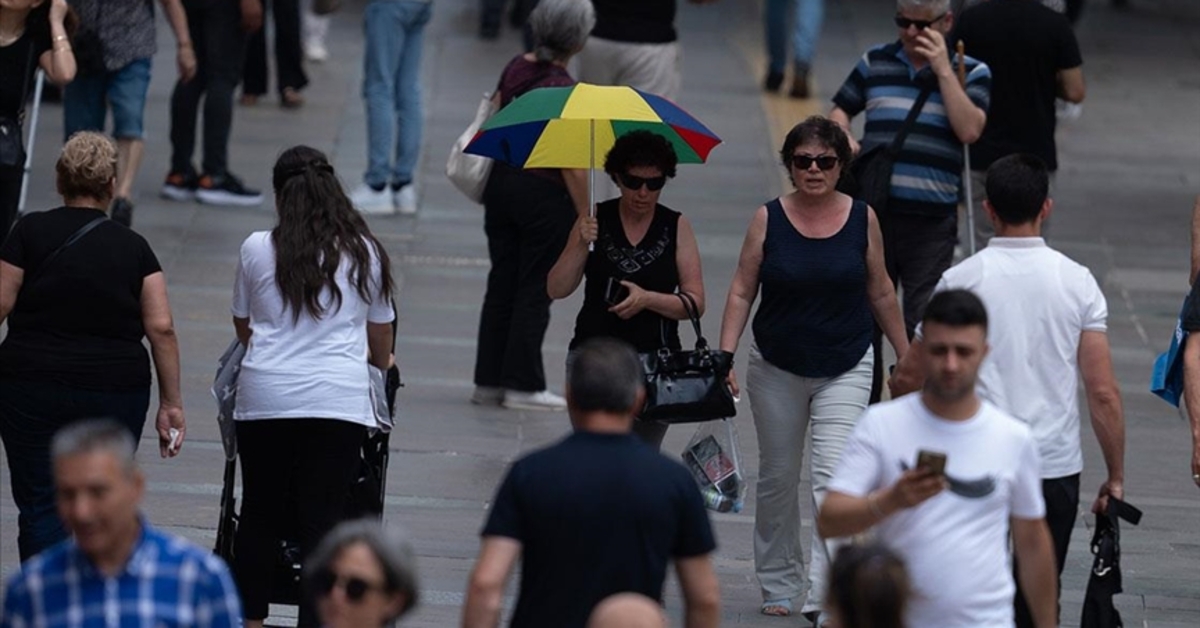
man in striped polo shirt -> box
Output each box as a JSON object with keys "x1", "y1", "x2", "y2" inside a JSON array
[{"x1": 830, "y1": 0, "x2": 991, "y2": 340}]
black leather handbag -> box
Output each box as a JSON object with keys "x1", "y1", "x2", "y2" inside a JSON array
[{"x1": 639, "y1": 293, "x2": 736, "y2": 423}]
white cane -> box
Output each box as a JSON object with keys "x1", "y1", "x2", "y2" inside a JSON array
[
  {"x1": 956, "y1": 40, "x2": 976, "y2": 257},
  {"x1": 18, "y1": 69, "x2": 46, "y2": 216}
]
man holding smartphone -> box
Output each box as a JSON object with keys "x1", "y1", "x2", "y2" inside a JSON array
[{"x1": 820, "y1": 290, "x2": 1057, "y2": 628}]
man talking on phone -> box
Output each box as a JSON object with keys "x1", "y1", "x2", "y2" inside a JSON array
[{"x1": 819, "y1": 290, "x2": 1057, "y2": 628}]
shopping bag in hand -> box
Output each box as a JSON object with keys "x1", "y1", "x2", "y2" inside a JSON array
[{"x1": 681, "y1": 419, "x2": 746, "y2": 513}]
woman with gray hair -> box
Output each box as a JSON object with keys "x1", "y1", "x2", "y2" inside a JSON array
[
  {"x1": 471, "y1": 0, "x2": 595, "y2": 411},
  {"x1": 304, "y1": 519, "x2": 419, "y2": 628}
]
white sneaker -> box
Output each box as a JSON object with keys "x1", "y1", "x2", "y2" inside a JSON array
[
  {"x1": 503, "y1": 390, "x2": 567, "y2": 411},
  {"x1": 394, "y1": 184, "x2": 418, "y2": 215},
  {"x1": 349, "y1": 183, "x2": 395, "y2": 215},
  {"x1": 470, "y1": 386, "x2": 504, "y2": 406},
  {"x1": 305, "y1": 41, "x2": 329, "y2": 63}
]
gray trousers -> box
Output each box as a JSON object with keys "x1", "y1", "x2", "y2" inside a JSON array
[{"x1": 747, "y1": 344, "x2": 873, "y2": 612}]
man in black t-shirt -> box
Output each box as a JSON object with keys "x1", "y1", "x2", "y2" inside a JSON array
[
  {"x1": 462, "y1": 338, "x2": 720, "y2": 628},
  {"x1": 955, "y1": 0, "x2": 1085, "y2": 251}
]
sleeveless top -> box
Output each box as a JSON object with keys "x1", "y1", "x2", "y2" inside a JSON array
[
  {"x1": 752, "y1": 198, "x2": 872, "y2": 377},
  {"x1": 570, "y1": 200, "x2": 682, "y2": 353}
]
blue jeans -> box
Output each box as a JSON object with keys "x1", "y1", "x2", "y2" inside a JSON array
[
  {"x1": 764, "y1": 0, "x2": 825, "y2": 73},
  {"x1": 362, "y1": 0, "x2": 431, "y2": 189},
  {"x1": 63, "y1": 57, "x2": 153, "y2": 139},
  {"x1": 0, "y1": 379, "x2": 149, "y2": 561}
]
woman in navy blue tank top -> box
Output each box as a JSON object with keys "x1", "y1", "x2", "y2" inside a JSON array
[
  {"x1": 717, "y1": 117, "x2": 909, "y2": 619},
  {"x1": 548, "y1": 131, "x2": 705, "y2": 449}
]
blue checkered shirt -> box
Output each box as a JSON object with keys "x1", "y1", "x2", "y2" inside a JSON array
[{"x1": 1, "y1": 522, "x2": 242, "y2": 628}]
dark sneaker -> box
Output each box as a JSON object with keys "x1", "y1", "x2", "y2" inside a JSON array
[
  {"x1": 195, "y1": 173, "x2": 264, "y2": 207},
  {"x1": 161, "y1": 170, "x2": 199, "y2": 201},
  {"x1": 764, "y1": 70, "x2": 784, "y2": 92},
  {"x1": 110, "y1": 197, "x2": 134, "y2": 227},
  {"x1": 789, "y1": 66, "x2": 811, "y2": 100}
]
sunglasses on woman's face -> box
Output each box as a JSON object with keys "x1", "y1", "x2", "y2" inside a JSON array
[
  {"x1": 616, "y1": 172, "x2": 667, "y2": 191},
  {"x1": 790, "y1": 154, "x2": 840, "y2": 171},
  {"x1": 315, "y1": 570, "x2": 387, "y2": 603}
]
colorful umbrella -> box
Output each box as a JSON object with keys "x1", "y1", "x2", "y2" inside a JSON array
[
  {"x1": 464, "y1": 84, "x2": 721, "y2": 240},
  {"x1": 465, "y1": 83, "x2": 721, "y2": 169}
]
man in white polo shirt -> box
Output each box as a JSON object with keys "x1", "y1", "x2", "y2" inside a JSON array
[{"x1": 890, "y1": 153, "x2": 1125, "y2": 627}]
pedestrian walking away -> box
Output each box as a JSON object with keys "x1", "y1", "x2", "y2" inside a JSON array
[
  {"x1": 462, "y1": 338, "x2": 721, "y2": 628},
  {"x1": 548, "y1": 130, "x2": 706, "y2": 449},
  {"x1": 762, "y1": 0, "x2": 825, "y2": 98},
  {"x1": 889, "y1": 154, "x2": 1126, "y2": 627},
  {"x1": 717, "y1": 117, "x2": 908, "y2": 621},
  {"x1": 820, "y1": 289, "x2": 1059, "y2": 628},
  {"x1": 0, "y1": 419, "x2": 240, "y2": 628},
  {"x1": 347, "y1": 0, "x2": 432, "y2": 216},
  {"x1": 954, "y1": 0, "x2": 1085, "y2": 251},
  {"x1": 0, "y1": 132, "x2": 186, "y2": 561}
]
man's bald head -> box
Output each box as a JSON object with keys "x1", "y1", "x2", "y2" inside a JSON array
[{"x1": 587, "y1": 593, "x2": 668, "y2": 628}]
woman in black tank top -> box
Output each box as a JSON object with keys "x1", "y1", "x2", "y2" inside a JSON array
[
  {"x1": 716, "y1": 117, "x2": 909, "y2": 618},
  {"x1": 548, "y1": 131, "x2": 706, "y2": 449}
]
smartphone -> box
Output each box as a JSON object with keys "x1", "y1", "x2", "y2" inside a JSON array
[
  {"x1": 916, "y1": 449, "x2": 947, "y2": 475},
  {"x1": 604, "y1": 277, "x2": 630, "y2": 305}
]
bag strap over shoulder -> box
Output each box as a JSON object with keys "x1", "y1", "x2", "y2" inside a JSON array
[
  {"x1": 27, "y1": 215, "x2": 107, "y2": 285},
  {"x1": 886, "y1": 87, "x2": 934, "y2": 157}
]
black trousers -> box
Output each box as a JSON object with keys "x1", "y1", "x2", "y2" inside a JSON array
[
  {"x1": 242, "y1": 0, "x2": 308, "y2": 96},
  {"x1": 170, "y1": 0, "x2": 246, "y2": 177},
  {"x1": 0, "y1": 164, "x2": 21, "y2": 238},
  {"x1": 870, "y1": 212, "x2": 957, "y2": 401},
  {"x1": 474, "y1": 164, "x2": 574, "y2": 392},
  {"x1": 1014, "y1": 473, "x2": 1080, "y2": 628},
  {"x1": 0, "y1": 379, "x2": 149, "y2": 561},
  {"x1": 232, "y1": 418, "x2": 366, "y2": 626}
]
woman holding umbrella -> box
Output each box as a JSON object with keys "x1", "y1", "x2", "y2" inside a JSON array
[
  {"x1": 547, "y1": 130, "x2": 704, "y2": 448},
  {"x1": 470, "y1": 0, "x2": 594, "y2": 412}
]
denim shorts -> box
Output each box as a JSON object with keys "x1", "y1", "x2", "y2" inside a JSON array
[{"x1": 63, "y1": 57, "x2": 153, "y2": 140}]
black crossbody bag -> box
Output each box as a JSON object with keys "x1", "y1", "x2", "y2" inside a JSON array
[
  {"x1": 638, "y1": 292, "x2": 736, "y2": 423},
  {"x1": 837, "y1": 86, "x2": 933, "y2": 213},
  {"x1": 0, "y1": 45, "x2": 36, "y2": 168}
]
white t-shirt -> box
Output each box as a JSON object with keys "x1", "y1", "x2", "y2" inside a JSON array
[
  {"x1": 828, "y1": 394, "x2": 1045, "y2": 628},
  {"x1": 231, "y1": 231, "x2": 395, "y2": 426},
  {"x1": 923, "y1": 237, "x2": 1107, "y2": 478}
]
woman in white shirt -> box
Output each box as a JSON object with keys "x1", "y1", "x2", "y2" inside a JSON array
[{"x1": 230, "y1": 145, "x2": 395, "y2": 628}]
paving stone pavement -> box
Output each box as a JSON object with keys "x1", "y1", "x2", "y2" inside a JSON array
[{"x1": 2, "y1": 0, "x2": 1199, "y2": 625}]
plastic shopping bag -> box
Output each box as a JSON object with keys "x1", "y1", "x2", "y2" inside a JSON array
[{"x1": 681, "y1": 419, "x2": 746, "y2": 513}]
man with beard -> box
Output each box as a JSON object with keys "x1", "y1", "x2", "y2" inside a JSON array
[{"x1": 819, "y1": 289, "x2": 1057, "y2": 628}]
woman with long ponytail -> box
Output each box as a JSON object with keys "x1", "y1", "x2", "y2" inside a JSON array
[{"x1": 230, "y1": 145, "x2": 395, "y2": 628}]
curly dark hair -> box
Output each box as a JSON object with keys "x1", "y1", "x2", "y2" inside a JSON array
[
  {"x1": 779, "y1": 116, "x2": 853, "y2": 171},
  {"x1": 270, "y1": 145, "x2": 394, "y2": 322},
  {"x1": 603, "y1": 130, "x2": 679, "y2": 179}
]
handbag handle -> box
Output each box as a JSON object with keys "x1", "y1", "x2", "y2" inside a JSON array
[{"x1": 675, "y1": 292, "x2": 708, "y2": 350}]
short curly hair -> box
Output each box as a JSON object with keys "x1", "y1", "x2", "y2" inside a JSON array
[
  {"x1": 56, "y1": 131, "x2": 117, "y2": 202},
  {"x1": 603, "y1": 131, "x2": 678, "y2": 179},
  {"x1": 779, "y1": 116, "x2": 853, "y2": 171}
]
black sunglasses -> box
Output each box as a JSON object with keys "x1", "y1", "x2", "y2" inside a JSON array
[
  {"x1": 616, "y1": 172, "x2": 667, "y2": 191},
  {"x1": 790, "y1": 154, "x2": 840, "y2": 171},
  {"x1": 894, "y1": 13, "x2": 947, "y2": 30},
  {"x1": 314, "y1": 570, "x2": 387, "y2": 603}
]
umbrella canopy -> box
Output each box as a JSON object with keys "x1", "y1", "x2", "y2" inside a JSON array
[{"x1": 464, "y1": 83, "x2": 722, "y2": 169}]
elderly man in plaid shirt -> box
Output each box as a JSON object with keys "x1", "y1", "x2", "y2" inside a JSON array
[{"x1": 1, "y1": 420, "x2": 241, "y2": 628}]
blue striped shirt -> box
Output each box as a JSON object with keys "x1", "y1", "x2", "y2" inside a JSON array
[
  {"x1": 833, "y1": 41, "x2": 991, "y2": 216},
  {"x1": 1, "y1": 523, "x2": 242, "y2": 628}
]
